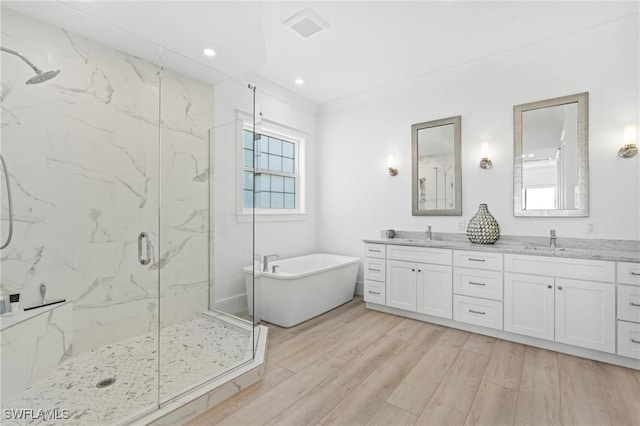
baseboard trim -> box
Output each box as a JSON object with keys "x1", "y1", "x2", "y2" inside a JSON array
[{"x1": 214, "y1": 294, "x2": 247, "y2": 315}]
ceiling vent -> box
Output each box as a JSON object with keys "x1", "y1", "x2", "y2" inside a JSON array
[{"x1": 284, "y1": 9, "x2": 329, "y2": 38}]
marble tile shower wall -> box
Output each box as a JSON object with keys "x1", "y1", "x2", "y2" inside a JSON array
[{"x1": 1, "y1": 9, "x2": 212, "y2": 353}]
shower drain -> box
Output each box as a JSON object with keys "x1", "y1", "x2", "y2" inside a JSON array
[{"x1": 96, "y1": 377, "x2": 116, "y2": 388}]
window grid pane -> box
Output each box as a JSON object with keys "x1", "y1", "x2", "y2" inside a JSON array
[{"x1": 245, "y1": 130, "x2": 298, "y2": 210}]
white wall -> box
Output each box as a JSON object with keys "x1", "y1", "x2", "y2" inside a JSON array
[
  {"x1": 212, "y1": 75, "x2": 318, "y2": 313},
  {"x1": 316, "y1": 16, "x2": 639, "y2": 283}
]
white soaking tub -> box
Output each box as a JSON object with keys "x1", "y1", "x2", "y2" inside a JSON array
[{"x1": 243, "y1": 253, "x2": 360, "y2": 327}]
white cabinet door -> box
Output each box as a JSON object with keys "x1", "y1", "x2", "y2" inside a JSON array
[
  {"x1": 386, "y1": 260, "x2": 417, "y2": 312},
  {"x1": 555, "y1": 278, "x2": 615, "y2": 354},
  {"x1": 416, "y1": 263, "x2": 452, "y2": 319},
  {"x1": 504, "y1": 273, "x2": 555, "y2": 341}
]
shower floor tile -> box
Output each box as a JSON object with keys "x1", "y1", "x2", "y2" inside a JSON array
[{"x1": 2, "y1": 315, "x2": 251, "y2": 425}]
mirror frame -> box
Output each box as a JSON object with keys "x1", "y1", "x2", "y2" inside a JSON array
[
  {"x1": 513, "y1": 92, "x2": 589, "y2": 217},
  {"x1": 412, "y1": 115, "x2": 462, "y2": 216}
]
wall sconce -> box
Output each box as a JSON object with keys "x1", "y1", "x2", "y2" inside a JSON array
[
  {"x1": 619, "y1": 124, "x2": 637, "y2": 158},
  {"x1": 479, "y1": 141, "x2": 493, "y2": 169},
  {"x1": 387, "y1": 155, "x2": 398, "y2": 176}
]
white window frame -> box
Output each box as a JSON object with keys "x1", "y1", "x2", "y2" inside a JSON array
[{"x1": 236, "y1": 111, "x2": 307, "y2": 220}]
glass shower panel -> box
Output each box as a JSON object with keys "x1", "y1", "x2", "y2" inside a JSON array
[
  {"x1": 0, "y1": 6, "x2": 162, "y2": 423},
  {"x1": 158, "y1": 50, "x2": 255, "y2": 403}
]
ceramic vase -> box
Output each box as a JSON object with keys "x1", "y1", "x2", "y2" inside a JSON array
[{"x1": 466, "y1": 203, "x2": 500, "y2": 244}]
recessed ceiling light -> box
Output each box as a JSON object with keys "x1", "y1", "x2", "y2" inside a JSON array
[
  {"x1": 203, "y1": 48, "x2": 216, "y2": 57},
  {"x1": 295, "y1": 78, "x2": 304, "y2": 85}
]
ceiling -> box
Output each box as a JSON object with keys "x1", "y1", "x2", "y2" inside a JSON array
[{"x1": 3, "y1": 1, "x2": 638, "y2": 105}]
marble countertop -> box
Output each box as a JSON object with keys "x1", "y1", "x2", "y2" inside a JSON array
[{"x1": 363, "y1": 232, "x2": 640, "y2": 263}]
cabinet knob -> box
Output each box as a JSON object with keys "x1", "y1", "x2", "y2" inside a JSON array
[
  {"x1": 547, "y1": 285, "x2": 552, "y2": 289},
  {"x1": 411, "y1": 269, "x2": 415, "y2": 272},
  {"x1": 417, "y1": 269, "x2": 422, "y2": 272},
  {"x1": 558, "y1": 286, "x2": 563, "y2": 290}
]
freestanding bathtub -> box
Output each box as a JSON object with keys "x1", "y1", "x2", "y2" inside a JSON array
[{"x1": 243, "y1": 253, "x2": 360, "y2": 327}]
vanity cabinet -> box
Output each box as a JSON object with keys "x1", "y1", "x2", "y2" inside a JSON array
[
  {"x1": 504, "y1": 254, "x2": 616, "y2": 354},
  {"x1": 362, "y1": 239, "x2": 639, "y2": 369},
  {"x1": 616, "y1": 262, "x2": 640, "y2": 359},
  {"x1": 386, "y1": 246, "x2": 452, "y2": 319}
]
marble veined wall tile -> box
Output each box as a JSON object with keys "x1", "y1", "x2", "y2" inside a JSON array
[
  {"x1": 0, "y1": 302, "x2": 72, "y2": 400},
  {"x1": 1, "y1": 8, "x2": 214, "y2": 360}
]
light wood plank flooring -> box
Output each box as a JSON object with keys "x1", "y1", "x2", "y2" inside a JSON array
[{"x1": 188, "y1": 298, "x2": 640, "y2": 426}]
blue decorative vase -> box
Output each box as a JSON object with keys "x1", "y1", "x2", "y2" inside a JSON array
[{"x1": 467, "y1": 203, "x2": 499, "y2": 244}]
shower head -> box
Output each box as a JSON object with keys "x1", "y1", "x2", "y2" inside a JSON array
[
  {"x1": 1, "y1": 46, "x2": 60, "y2": 85},
  {"x1": 26, "y1": 69, "x2": 61, "y2": 85}
]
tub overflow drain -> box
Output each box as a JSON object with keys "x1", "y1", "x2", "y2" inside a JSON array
[{"x1": 96, "y1": 377, "x2": 116, "y2": 388}]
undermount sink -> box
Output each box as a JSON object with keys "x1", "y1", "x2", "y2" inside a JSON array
[
  {"x1": 523, "y1": 245, "x2": 566, "y2": 252},
  {"x1": 391, "y1": 238, "x2": 448, "y2": 244}
]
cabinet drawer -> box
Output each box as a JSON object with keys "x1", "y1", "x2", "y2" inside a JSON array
[
  {"x1": 453, "y1": 295, "x2": 503, "y2": 330},
  {"x1": 364, "y1": 280, "x2": 385, "y2": 305},
  {"x1": 618, "y1": 285, "x2": 640, "y2": 323},
  {"x1": 504, "y1": 254, "x2": 615, "y2": 283},
  {"x1": 364, "y1": 243, "x2": 386, "y2": 259},
  {"x1": 617, "y1": 320, "x2": 640, "y2": 360},
  {"x1": 454, "y1": 268, "x2": 503, "y2": 301},
  {"x1": 387, "y1": 245, "x2": 451, "y2": 265},
  {"x1": 364, "y1": 258, "x2": 385, "y2": 282},
  {"x1": 618, "y1": 262, "x2": 640, "y2": 286},
  {"x1": 454, "y1": 250, "x2": 503, "y2": 271}
]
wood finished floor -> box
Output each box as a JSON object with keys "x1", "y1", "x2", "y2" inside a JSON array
[{"x1": 188, "y1": 297, "x2": 640, "y2": 426}]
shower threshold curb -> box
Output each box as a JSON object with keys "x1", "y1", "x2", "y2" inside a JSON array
[{"x1": 125, "y1": 325, "x2": 268, "y2": 426}]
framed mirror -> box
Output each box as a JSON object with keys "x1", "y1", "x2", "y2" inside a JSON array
[
  {"x1": 514, "y1": 92, "x2": 589, "y2": 217},
  {"x1": 412, "y1": 116, "x2": 462, "y2": 216}
]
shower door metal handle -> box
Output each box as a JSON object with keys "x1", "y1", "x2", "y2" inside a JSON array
[
  {"x1": 138, "y1": 232, "x2": 151, "y2": 265},
  {"x1": 0, "y1": 155, "x2": 14, "y2": 250}
]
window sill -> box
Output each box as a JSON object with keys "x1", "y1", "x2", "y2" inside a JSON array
[{"x1": 236, "y1": 212, "x2": 308, "y2": 223}]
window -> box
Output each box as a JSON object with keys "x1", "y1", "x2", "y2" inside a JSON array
[
  {"x1": 242, "y1": 128, "x2": 300, "y2": 211},
  {"x1": 523, "y1": 187, "x2": 557, "y2": 210}
]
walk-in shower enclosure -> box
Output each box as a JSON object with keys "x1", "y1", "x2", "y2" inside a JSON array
[{"x1": 1, "y1": 5, "x2": 259, "y2": 424}]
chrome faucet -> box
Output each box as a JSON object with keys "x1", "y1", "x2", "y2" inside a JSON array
[
  {"x1": 263, "y1": 254, "x2": 279, "y2": 272},
  {"x1": 425, "y1": 226, "x2": 432, "y2": 241},
  {"x1": 550, "y1": 230, "x2": 557, "y2": 248}
]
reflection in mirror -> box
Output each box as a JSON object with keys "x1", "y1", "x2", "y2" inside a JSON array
[
  {"x1": 412, "y1": 116, "x2": 461, "y2": 216},
  {"x1": 514, "y1": 92, "x2": 588, "y2": 217}
]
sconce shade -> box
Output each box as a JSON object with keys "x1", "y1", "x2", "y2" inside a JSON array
[
  {"x1": 479, "y1": 142, "x2": 492, "y2": 169},
  {"x1": 619, "y1": 124, "x2": 637, "y2": 158},
  {"x1": 387, "y1": 154, "x2": 398, "y2": 176}
]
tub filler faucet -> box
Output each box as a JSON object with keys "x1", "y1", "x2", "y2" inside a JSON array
[
  {"x1": 550, "y1": 230, "x2": 557, "y2": 248},
  {"x1": 263, "y1": 254, "x2": 279, "y2": 272},
  {"x1": 425, "y1": 226, "x2": 432, "y2": 241}
]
